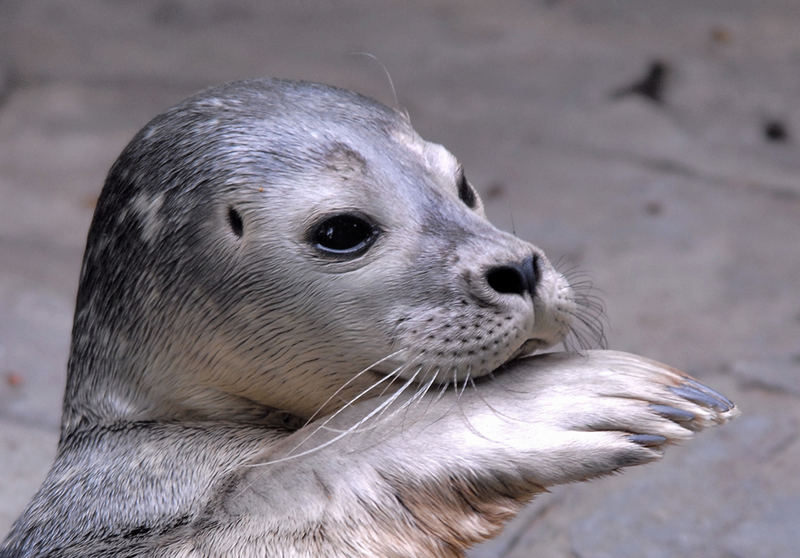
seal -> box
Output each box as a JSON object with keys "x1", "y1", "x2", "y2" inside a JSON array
[{"x1": 0, "y1": 79, "x2": 737, "y2": 558}]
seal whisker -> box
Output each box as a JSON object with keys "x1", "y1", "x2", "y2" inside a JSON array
[
  {"x1": 323, "y1": 365, "x2": 426, "y2": 437},
  {"x1": 396, "y1": 366, "x2": 440, "y2": 431},
  {"x1": 415, "y1": 367, "x2": 440, "y2": 402},
  {"x1": 468, "y1": 376, "x2": 544, "y2": 424},
  {"x1": 361, "y1": 366, "x2": 423, "y2": 429},
  {"x1": 563, "y1": 277, "x2": 608, "y2": 352},
  {"x1": 374, "y1": 357, "x2": 433, "y2": 410},
  {"x1": 568, "y1": 308, "x2": 608, "y2": 351},
  {"x1": 349, "y1": 51, "x2": 404, "y2": 118},
  {"x1": 561, "y1": 265, "x2": 608, "y2": 351},
  {"x1": 434, "y1": 372, "x2": 451, "y2": 402},
  {"x1": 312, "y1": 358, "x2": 427, "y2": 436},
  {"x1": 281, "y1": 367, "x2": 403, "y2": 451},
  {"x1": 260, "y1": 369, "x2": 422, "y2": 465},
  {"x1": 453, "y1": 378, "x2": 501, "y2": 442},
  {"x1": 457, "y1": 366, "x2": 472, "y2": 400},
  {"x1": 302, "y1": 348, "x2": 407, "y2": 427},
  {"x1": 310, "y1": 364, "x2": 406, "y2": 432},
  {"x1": 327, "y1": 367, "x2": 432, "y2": 454},
  {"x1": 366, "y1": 352, "x2": 429, "y2": 409}
]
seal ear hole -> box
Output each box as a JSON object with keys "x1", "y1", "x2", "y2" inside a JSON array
[
  {"x1": 228, "y1": 207, "x2": 244, "y2": 238},
  {"x1": 457, "y1": 172, "x2": 477, "y2": 209}
]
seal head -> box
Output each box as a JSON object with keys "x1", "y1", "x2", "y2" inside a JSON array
[{"x1": 64, "y1": 79, "x2": 574, "y2": 429}]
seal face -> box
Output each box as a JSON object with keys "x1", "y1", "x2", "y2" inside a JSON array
[{"x1": 64, "y1": 78, "x2": 574, "y2": 424}]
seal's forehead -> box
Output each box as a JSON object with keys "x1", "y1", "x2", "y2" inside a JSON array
[
  {"x1": 422, "y1": 141, "x2": 459, "y2": 177},
  {"x1": 129, "y1": 79, "x2": 446, "y2": 196},
  {"x1": 189, "y1": 78, "x2": 405, "y2": 128},
  {"x1": 389, "y1": 124, "x2": 459, "y2": 177}
]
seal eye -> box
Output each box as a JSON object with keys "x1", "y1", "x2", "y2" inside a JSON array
[
  {"x1": 310, "y1": 213, "x2": 379, "y2": 256},
  {"x1": 457, "y1": 172, "x2": 477, "y2": 209}
]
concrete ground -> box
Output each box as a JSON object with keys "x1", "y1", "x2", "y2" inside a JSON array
[{"x1": 1, "y1": 1, "x2": 798, "y2": 556}]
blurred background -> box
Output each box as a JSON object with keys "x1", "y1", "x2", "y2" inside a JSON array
[{"x1": 1, "y1": 1, "x2": 798, "y2": 556}]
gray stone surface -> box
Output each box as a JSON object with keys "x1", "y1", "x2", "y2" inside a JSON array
[
  {"x1": 1, "y1": 1, "x2": 798, "y2": 556},
  {"x1": 0, "y1": 423, "x2": 57, "y2": 532}
]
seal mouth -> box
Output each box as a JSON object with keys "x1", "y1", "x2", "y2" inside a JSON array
[
  {"x1": 373, "y1": 338, "x2": 551, "y2": 383},
  {"x1": 462, "y1": 338, "x2": 551, "y2": 383},
  {"x1": 499, "y1": 337, "x2": 550, "y2": 368}
]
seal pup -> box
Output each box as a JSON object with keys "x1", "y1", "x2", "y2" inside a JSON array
[{"x1": 0, "y1": 79, "x2": 737, "y2": 558}]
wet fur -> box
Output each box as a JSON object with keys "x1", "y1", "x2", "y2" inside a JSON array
[{"x1": 1, "y1": 80, "x2": 737, "y2": 557}]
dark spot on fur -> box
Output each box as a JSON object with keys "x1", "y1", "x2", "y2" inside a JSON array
[
  {"x1": 123, "y1": 524, "x2": 152, "y2": 539},
  {"x1": 157, "y1": 513, "x2": 192, "y2": 536},
  {"x1": 324, "y1": 142, "x2": 367, "y2": 174}
]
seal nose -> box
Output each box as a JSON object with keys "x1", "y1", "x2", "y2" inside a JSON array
[{"x1": 486, "y1": 255, "x2": 539, "y2": 298}]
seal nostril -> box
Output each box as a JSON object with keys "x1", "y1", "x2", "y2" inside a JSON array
[
  {"x1": 486, "y1": 255, "x2": 539, "y2": 298},
  {"x1": 487, "y1": 265, "x2": 527, "y2": 296}
]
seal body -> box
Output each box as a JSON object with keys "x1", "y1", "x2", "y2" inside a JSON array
[{"x1": 0, "y1": 79, "x2": 737, "y2": 558}]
